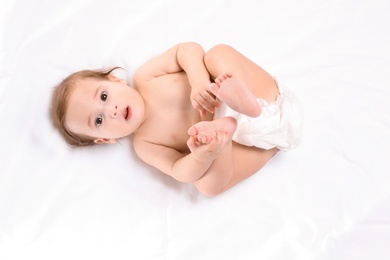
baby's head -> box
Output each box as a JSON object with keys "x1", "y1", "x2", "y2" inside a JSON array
[{"x1": 51, "y1": 67, "x2": 145, "y2": 147}]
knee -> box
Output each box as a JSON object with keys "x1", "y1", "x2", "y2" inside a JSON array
[
  {"x1": 206, "y1": 44, "x2": 234, "y2": 57},
  {"x1": 204, "y1": 44, "x2": 235, "y2": 66}
]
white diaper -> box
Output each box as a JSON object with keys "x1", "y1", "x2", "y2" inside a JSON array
[{"x1": 214, "y1": 86, "x2": 303, "y2": 151}]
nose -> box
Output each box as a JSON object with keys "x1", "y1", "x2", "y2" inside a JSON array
[{"x1": 109, "y1": 105, "x2": 118, "y2": 118}]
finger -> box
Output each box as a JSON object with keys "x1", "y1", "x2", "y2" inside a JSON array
[
  {"x1": 205, "y1": 90, "x2": 220, "y2": 108},
  {"x1": 192, "y1": 99, "x2": 210, "y2": 117},
  {"x1": 208, "y1": 83, "x2": 219, "y2": 96},
  {"x1": 193, "y1": 97, "x2": 206, "y2": 110},
  {"x1": 192, "y1": 99, "x2": 203, "y2": 111},
  {"x1": 194, "y1": 96, "x2": 213, "y2": 114},
  {"x1": 199, "y1": 94, "x2": 220, "y2": 113},
  {"x1": 187, "y1": 136, "x2": 195, "y2": 149},
  {"x1": 200, "y1": 109, "x2": 206, "y2": 117},
  {"x1": 203, "y1": 91, "x2": 220, "y2": 107}
]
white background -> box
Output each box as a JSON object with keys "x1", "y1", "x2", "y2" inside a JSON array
[{"x1": 1, "y1": 0, "x2": 390, "y2": 259}]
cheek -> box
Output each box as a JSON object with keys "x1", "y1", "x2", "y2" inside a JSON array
[{"x1": 103, "y1": 120, "x2": 127, "y2": 135}]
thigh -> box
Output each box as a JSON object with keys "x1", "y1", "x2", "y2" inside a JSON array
[
  {"x1": 222, "y1": 143, "x2": 278, "y2": 193},
  {"x1": 193, "y1": 141, "x2": 278, "y2": 196},
  {"x1": 204, "y1": 44, "x2": 279, "y2": 103}
]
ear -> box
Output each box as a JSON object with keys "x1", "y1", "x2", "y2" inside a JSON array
[
  {"x1": 94, "y1": 138, "x2": 117, "y2": 144},
  {"x1": 107, "y1": 74, "x2": 127, "y2": 84},
  {"x1": 107, "y1": 74, "x2": 120, "y2": 82}
]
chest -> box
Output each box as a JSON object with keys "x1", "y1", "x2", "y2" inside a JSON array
[{"x1": 135, "y1": 73, "x2": 202, "y2": 152}]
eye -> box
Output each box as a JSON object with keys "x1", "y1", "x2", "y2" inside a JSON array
[
  {"x1": 95, "y1": 115, "x2": 103, "y2": 126},
  {"x1": 100, "y1": 91, "x2": 108, "y2": 101}
]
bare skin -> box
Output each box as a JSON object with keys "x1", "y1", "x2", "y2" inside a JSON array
[
  {"x1": 188, "y1": 117, "x2": 237, "y2": 146},
  {"x1": 133, "y1": 43, "x2": 279, "y2": 196},
  {"x1": 210, "y1": 73, "x2": 261, "y2": 117},
  {"x1": 65, "y1": 42, "x2": 279, "y2": 196}
]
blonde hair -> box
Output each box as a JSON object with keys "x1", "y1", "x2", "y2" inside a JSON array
[{"x1": 50, "y1": 67, "x2": 121, "y2": 147}]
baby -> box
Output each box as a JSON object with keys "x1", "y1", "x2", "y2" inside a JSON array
[{"x1": 51, "y1": 42, "x2": 303, "y2": 196}]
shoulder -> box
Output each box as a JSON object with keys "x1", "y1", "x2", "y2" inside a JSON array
[
  {"x1": 133, "y1": 44, "x2": 181, "y2": 83},
  {"x1": 133, "y1": 42, "x2": 203, "y2": 83}
]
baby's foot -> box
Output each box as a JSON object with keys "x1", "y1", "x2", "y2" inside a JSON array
[
  {"x1": 210, "y1": 73, "x2": 261, "y2": 117},
  {"x1": 188, "y1": 117, "x2": 237, "y2": 144},
  {"x1": 187, "y1": 117, "x2": 237, "y2": 162}
]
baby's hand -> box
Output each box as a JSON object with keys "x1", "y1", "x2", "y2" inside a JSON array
[{"x1": 190, "y1": 82, "x2": 220, "y2": 117}]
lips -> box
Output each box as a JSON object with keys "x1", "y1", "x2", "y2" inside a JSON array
[{"x1": 122, "y1": 106, "x2": 131, "y2": 120}]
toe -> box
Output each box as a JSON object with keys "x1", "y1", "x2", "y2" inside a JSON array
[{"x1": 187, "y1": 125, "x2": 198, "y2": 136}]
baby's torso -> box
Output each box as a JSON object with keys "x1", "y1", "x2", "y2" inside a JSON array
[{"x1": 134, "y1": 72, "x2": 212, "y2": 153}]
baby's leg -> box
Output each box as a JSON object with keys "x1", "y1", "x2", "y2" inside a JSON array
[
  {"x1": 210, "y1": 73, "x2": 261, "y2": 117},
  {"x1": 188, "y1": 117, "x2": 236, "y2": 196},
  {"x1": 189, "y1": 117, "x2": 278, "y2": 197},
  {"x1": 204, "y1": 44, "x2": 279, "y2": 108}
]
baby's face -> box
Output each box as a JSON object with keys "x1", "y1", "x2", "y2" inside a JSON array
[{"x1": 65, "y1": 77, "x2": 145, "y2": 143}]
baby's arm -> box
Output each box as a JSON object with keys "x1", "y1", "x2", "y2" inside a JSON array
[
  {"x1": 175, "y1": 43, "x2": 219, "y2": 115},
  {"x1": 133, "y1": 139, "x2": 216, "y2": 183},
  {"x1": 134, "y1": 42, "x2": 218, "y2": 116},
  {"x1": 133, "y1": 118, "x2": 237, "y2": 193}
]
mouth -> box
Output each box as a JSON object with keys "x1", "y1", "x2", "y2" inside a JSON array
[{"x1": 122, "y1": 106, "x2": 131, "y2": 121}]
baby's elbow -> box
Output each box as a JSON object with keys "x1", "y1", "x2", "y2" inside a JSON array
[
  {"x1": 177, "y1": 42, "x2": 203, "y2": 54},
  {"x1": 172, "y1": 173, "x2": 198, "y2": 184},
  {"x1": 193, "y1": 181, "x2": 225, "y2": 197}
]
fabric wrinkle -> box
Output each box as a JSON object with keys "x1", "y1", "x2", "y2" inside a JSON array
[{"x1": 214, "y1": 85, "x2": 303, "y2": 151}]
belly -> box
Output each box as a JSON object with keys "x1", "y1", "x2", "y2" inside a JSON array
[
  {"x1": 146, "y1": 109, "x2": 214, "y2": 154},
  {"x1": 136, "y1": 71, "x2": 214, "y2": 153},
  {"x1": 153, "y1": 119, "x2": 194, "y2": 153}
]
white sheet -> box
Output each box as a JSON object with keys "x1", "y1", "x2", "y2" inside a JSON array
[{"x1": 1, "y1": 0, "x2": 390, "y2": 259}]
